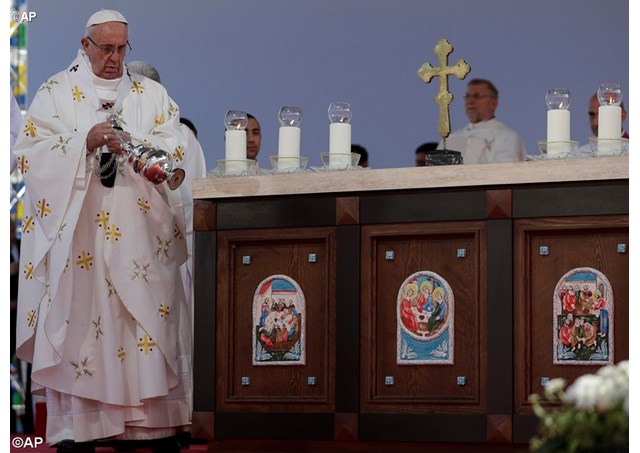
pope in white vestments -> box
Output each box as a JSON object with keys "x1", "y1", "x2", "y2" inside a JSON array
[{"x1": 13, "y1": 10, "x2": 191, "y2": 450}]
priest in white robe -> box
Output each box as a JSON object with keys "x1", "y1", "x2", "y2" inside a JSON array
[
  {"x1": 126, "y1": 60, "x2": 207, "y2": 309},
  {"x1": 13, "y1": 10, "x2": 190, "y2": 452},
  {"x1": 126, "y1": 59, "x2": 208, "y2": 423},
  {"x1": 442, "y1": 78, "x2": 527, "y2": 164}
]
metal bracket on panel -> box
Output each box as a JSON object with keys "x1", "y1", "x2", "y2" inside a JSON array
[
  {"x1": 241, "y1": 376, "x2": 250, "y2": 386},
  {"x1": 617, "y1": 244, "x2": 627, "y2": 254},
  {"x1": 456, "y1": 376, "x2": 467, "y2": 386},
  {"x1": 308, "y1": 253, "x2": 317, "y2": 263},
  {"x1": 384, "y1": 376, "x2": 394, "y2": 385},
  {"x1": 242, "y1": 255, "x2": 251, "y2": 265},
  {"x1": 385, "y1": 251, "x2": 395, "y2": 261},
  {"x1": 456, "y1": 248, "x2": 466, "y2": 258},
  {"x1": 307, "y1": 376, "x2": 317, "y2": 386},
  {"x1": 541, "y1": 376, "x2": 550, "y2": 386},
  {"x1": 539, "y1": 246, "x2": 549, "y2": 256}
]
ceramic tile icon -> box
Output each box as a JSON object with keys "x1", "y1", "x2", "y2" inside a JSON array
[
  {"x1": 397, "y1": 270, "x2": 454, "y2": 365},
  {"x1": 553, "y1": 267, "x2": 613, "y2": 365},
  {"x1": 253, "y1": 274, "x2": 306, "y2": 366}
]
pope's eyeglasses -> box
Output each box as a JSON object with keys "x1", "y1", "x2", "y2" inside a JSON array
[{"x1": 87, "y1": 36, "x2": 131, "y2": 56}]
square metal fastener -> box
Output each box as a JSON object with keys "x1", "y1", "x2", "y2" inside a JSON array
[{"x1": 242, "y1": 256, "x2": 251, "y2": 265}]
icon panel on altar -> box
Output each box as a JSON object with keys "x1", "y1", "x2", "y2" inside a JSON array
[
  {"x1": 397, "y1": 271, "x2": 455, "y2": 365},
  {"x1": 253, "y1": 274, "x2": 306, "y2": 366},
  {"x1": 553, "y1": 267, "x2": 613, "y2": 365}
]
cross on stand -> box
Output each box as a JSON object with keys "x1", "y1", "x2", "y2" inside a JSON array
[{"x1": 417, "y1": 38, "x2": 470, "y2": 150}]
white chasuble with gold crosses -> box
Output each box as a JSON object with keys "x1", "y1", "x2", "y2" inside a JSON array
[{"x1": 13, "y1": 50, "x2": 192, "y2": 442}]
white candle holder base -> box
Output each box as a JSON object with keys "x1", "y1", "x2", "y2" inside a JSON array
[
  {"x1": 269, "y1": 156, "x2": 309, "y2": 174},
  {"x1": 535, "y1": 140, "x2": 580, "y2": 159},
  {"x1": 319, "y1": 152, "x2": 361, "y2": 171},
  {"x1": 588, "y1": 137, "x2": 629, "y2": 157},
  {"x1": 208, "y1": 159, "x2": 258, "y2": 177}
]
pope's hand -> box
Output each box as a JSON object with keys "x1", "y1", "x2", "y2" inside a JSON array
[{"x1": 87, "y1": 121, "x2": 130, "y2": 155}]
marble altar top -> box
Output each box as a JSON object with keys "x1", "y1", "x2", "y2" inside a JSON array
[{"x1": 193, "y1": 157, "x2": 629, "y2": 200}]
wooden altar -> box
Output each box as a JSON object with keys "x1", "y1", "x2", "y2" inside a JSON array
[{"x1": 191, "y1": 157, "x2": 628, "y2": 445}]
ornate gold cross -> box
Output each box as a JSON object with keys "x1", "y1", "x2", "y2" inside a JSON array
[{"x1": 417, "y1": 38, "x2": 470, "y2": 144}]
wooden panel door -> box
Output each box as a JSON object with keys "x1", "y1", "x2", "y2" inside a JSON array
[
  {"x1": 216, "y1": 227, "x2": 336, "y2": 412},
  {"x1": 361, "y1": 221, "x2": 487, "y2": 414},
  {"x1": 514, "y1": 215, "x2": 629, "y2": 412}
]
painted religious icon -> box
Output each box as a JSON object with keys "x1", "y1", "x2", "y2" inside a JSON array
[
  {"x1": 553, "y1": 267, "x2": 613, "y2": 365},
  {"x1": 397, "y1": 271, "x2": 454, "y2": 365},
  {"x1": 252, "y1": 275, "x2": 305, "y2": 366}
]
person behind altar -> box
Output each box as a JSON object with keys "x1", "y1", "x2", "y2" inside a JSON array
[
  {"x1": 352, "y1": 144, "x2": 369, "y2": 167},
  {"x1": 180, "y1": 117, "x2": 198, "y2": 138},
  {"x1": 12, "y1": 9, "x2": 191, "y2": 452},
  {"x1": 246, "y1": 113, "x2": 262, "y2": 161},
  {"x1": 576, "y1": 92, "x2": 628, "y2": 155},
  {"x1": 127, "y1": 59, "x2": 207, "y2": 308},
  {"x1": 439, "y1": 78, "x2": 527, "y2": 164},
  {"x1": 414, "y1": 142, "x2": 438, "y2": 166}
]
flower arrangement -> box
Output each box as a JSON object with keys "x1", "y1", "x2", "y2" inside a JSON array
[{"x1": 529, "y1": 360, "x2": 629, "y2": 452}]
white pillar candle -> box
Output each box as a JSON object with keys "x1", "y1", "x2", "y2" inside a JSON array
[
  {"x1": 277, "y1": 126, "x2": 301, "y2": 170},
  {"x1": 597, "y1": 105, "x2": 621, "y2": 155},
  {"x1": 546, "y1": 109, "x2": 571, "y2": 156},
  {"x1": 329, "y1": 123, "x2": 352, "y2": 167},
  {"x1": 598, "y1": 105, "x2": 621, "y2": 139},
  {"x1": 225, "y1": 129, "x2": 247, "y2": 174}
]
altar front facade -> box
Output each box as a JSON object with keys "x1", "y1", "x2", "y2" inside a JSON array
[{"x1": 190, "y1": 157, "x2": 628, "y2": 445}]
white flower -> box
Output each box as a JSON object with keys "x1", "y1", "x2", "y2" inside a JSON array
[
  {"x1": 594, "y1": 377, "x2": 617, "y2": 412},
  {"x1": 529, "y1": 361, "x2": 629, "y2": 452},
  {"x1": 565, "y1": 374, "x2": 598, "y2": 409},
  {"x1": 598, "y1": 361, "x2": 628, "y2": 381},
  {"x1": 543, "y1": 378, "x2": 566, "y2": 398},
  {"x1": 564, "y1": 361, "x2": 629, "y2": 413},
  {"x1": 617, "y1": 360, "x2": 629, "y2": 375}
]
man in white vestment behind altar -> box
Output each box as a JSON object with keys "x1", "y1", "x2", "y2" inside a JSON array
[
  {"x1": 12, "y1": 9, "x2": 191, "y2": 452},
  {"x1": 440, "y1": 78, "x2": 527, "y2": 164},
  {"x1": 126, "y1": 60, "x2": 207, "y2": 302},
  {"x1": 127, "y1": 60, "x2": 207, "y2": 423}
]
